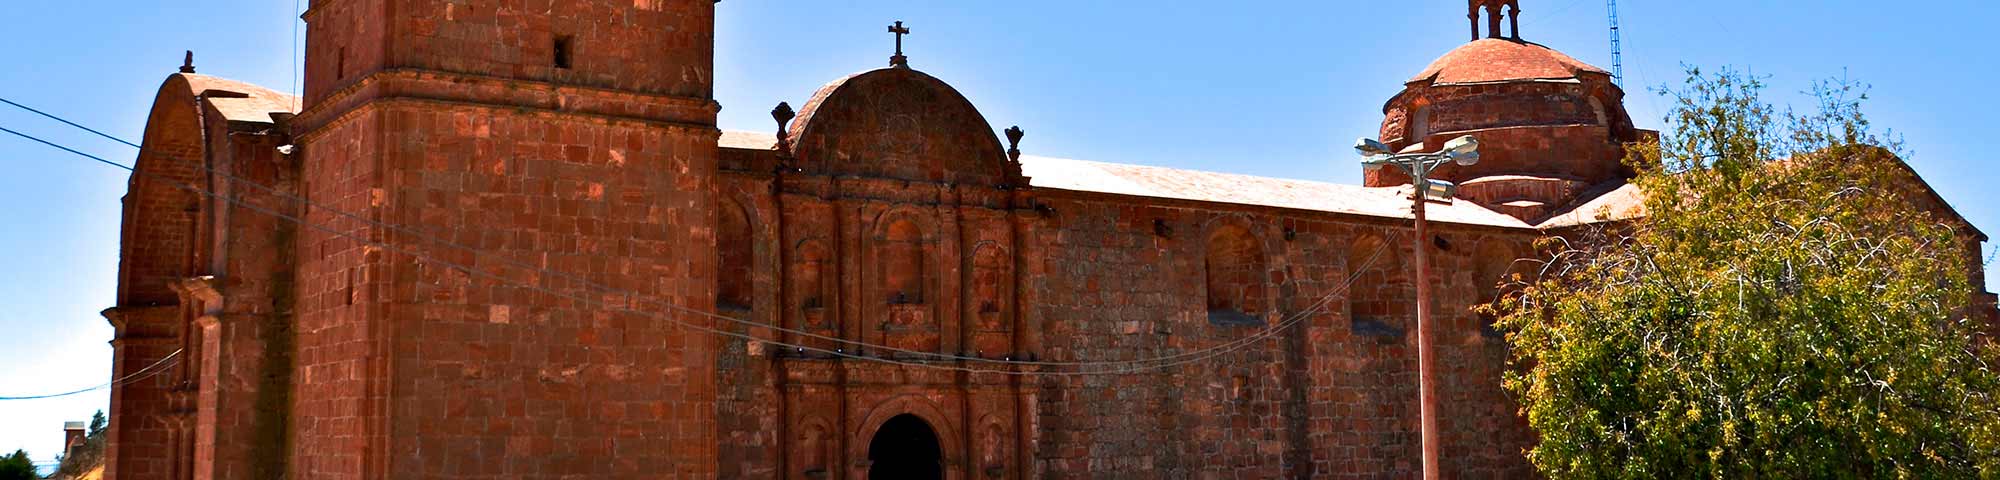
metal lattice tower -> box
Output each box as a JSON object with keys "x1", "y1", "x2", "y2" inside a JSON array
[{"x1": 1608, "y1": 0, "x2": 1624, "y2": 87}]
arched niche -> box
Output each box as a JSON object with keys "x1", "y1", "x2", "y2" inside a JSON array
[
  {"x1": 1205, "y1": 223, "x2": 1269, "y2": 326},
  {"x1": 794, "y1": 416, "x2": 837, "y2": 479},
  {"x1": 789, "y1": 239, "x2": 834, "y2": 332},
  {"x1": 717, "y1": 198, "x2": 754, "y2": 311},
  {"x1": 881, "y1": 218, "x2": 927, "y2": 305},
  {"x1": 1347, "y1": 232, "x2": 1406, "y2": 339},
  {"x1": 966, "y1": 242, "x2": 1011, "y2": 332},
  {"x1": 973, "y1": 414, "x2": 1012, "y2": 477}
]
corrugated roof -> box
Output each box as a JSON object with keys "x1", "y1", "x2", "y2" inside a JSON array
[
  {"x1": 1020, "y1": 155, "x2": 1532, "y2": 229},
  {"x1": 1536, "y1": 181, "x2": 1646, "y2": 229},
  {"x1": 181, "y1": 73, "x2": 297, "y2": 124},
  {"x1": 712, "y1": 129, "x2": 1530, "y2": 228},
  {"x1": 719, "y1": 130, "x2": 777, "y2": 150}
]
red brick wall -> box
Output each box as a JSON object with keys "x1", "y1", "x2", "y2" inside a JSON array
[
  {"x1": 119, "y1": 77, "x2": 207, "y2": 307},
  {"x1": 107, "y1": 75, "x2": 211, "y2": 480},
  {"x1": 291, "y1": 107, "x2": 386, "y2": 480},
  {"x1": 187, "y1": 101, "x2": 299, "y2": 480},
  {"x1": 103, "y1": 306, "x2": 183, "y2": 480},
  {"x1": 704, "y1": 169, "x2": 1037, "y2": 479},
  {"x1": 287, "y1": 0, "x2": 723, "y2": 476},
  {"x1": 304, "y1": 0, "x2": 713, "y2": 104},
  {"x1": 382, "y1": 103, "x2": 719, "y2": 478},
  {"x1": 301, "y1": 0, "x2": 388, "y2": 105},
  {"x1": 1021, "y1": 192, "x2": 1537, "y2": 478}
]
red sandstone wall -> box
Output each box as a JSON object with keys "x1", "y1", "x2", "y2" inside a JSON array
[
  {"x1": 1022, "y1": 192, "x2": 1536, "y2": 478},
  {"x1": 291, "y1": 102, "x2": 722, "y2": 478},
  {"x1": 189, "y1": 104, "x2": 299, "y2": 480},
  {"x1": 106, "y1": 75, "x2": 211, "y2": 480},
  {"x1": 289, "y1": 0, "x2": 723, "y2": 476},
  {"x1": 291, "y1": 107, "x2": 385, "y2": 480},
  {"x1": 301, "y1": 0, "x2": 388, "y2": 105},
  {"x1": 706, "y1": 147, "x2": 1039, "y2": 479},
  {"x1": 304, "y1": 0, "x2": 712, "y2": 104}
]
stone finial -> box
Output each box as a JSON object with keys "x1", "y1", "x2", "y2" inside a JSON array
[
  {"x1": 772, "y1": 101, "x2": 796, "y2": 152},
  {"x1": 1004, "y1": 126, "x2": 1024, "y2": 162},
  {"x1": 180, "y1": 51, "x2": 196, "y2": 74}
]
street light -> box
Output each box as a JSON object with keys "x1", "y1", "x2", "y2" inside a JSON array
[{"x1": 1353, "y1": 134, "x2": 1479, "y2": 480}]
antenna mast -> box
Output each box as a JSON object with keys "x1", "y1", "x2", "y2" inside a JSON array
[{"x1": 1607, "y1": 0, "x2": 1624, "y2": 87}]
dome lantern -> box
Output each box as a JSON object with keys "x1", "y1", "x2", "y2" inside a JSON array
[{"x1": 1469, "y1": 0, "x2": 1522, "y2": 41}]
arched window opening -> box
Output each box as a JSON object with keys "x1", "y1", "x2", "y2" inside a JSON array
[
  {"x1": 717, "y1": 201, "x2": 753, "y2": 311},
  {"x1": 882, "y1": 219, "x2": 926, "y2": 305},
  {"x1": 1205, "y1": 224, "x2": 1267, "y2": 326},
  {"x1": 1348, "y1": 234, "x2": 1404, "y2": 338}
]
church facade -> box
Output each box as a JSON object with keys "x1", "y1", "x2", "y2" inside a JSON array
[{"x1": 98, "y1": 1, "x2": 1994, "y2": 479}]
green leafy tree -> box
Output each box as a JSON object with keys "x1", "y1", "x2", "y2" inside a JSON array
[
  {"x1": 0, "y1": 449, "x2": 36, "y2": 480},
  {"x1": 1493, "y1": 67, "x2": 2000, "y2": 478}
]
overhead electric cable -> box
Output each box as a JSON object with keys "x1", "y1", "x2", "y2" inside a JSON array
[
  {"x1": 0, "y1": 349, "x2": 182, "y2": 401},
  {"x1": 1, "y1": 95, "x2": 1297, "y2": 366},
  {"x1": 3, "y1": 123, "x2": 1401, "y2": 376},
  {"x1": 0, "y1": 96, "x2": 1416, "y2": 368},
  {"x1": 0, "y1": 98, "x2": 140, "y2": 149}
]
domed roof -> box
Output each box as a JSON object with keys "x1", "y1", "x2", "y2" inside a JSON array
[
  {"x1": 1408, "y1": 38, "x2": 1609, "y2": 86},
  {"x1": 785, "y1": 66, "x2": 1011, "y2": 185}
]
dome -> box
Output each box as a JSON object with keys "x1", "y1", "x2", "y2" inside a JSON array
[
  {"x1": 786, "y1": 67, "x2": 1011, "y2": 186},
  {"x1": 1374, "y1": 36, "x2": 1642, "y2": 222},
  {"x1": 1408, "y1": 38, "x2": 1610, "y2": 86}
]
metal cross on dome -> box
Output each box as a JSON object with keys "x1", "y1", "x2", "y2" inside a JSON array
[{"x1": 887, "y1": 20, "x2": 911, "y2": 68}]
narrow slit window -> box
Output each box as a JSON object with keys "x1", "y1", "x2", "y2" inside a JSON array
[
  {"x1": 336, "y1": 47, "x2": 347, "y2": 80},
  {"x1": 553, "y1": 36, "x2": 574, "y2": 69}
]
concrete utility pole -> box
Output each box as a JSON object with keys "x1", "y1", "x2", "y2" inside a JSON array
[{"x1": 1355, "y1": 135, "x2": 1481, "y2": 480}]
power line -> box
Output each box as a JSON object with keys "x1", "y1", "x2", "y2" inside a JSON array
[
  {"x1": 0, "y1": 123, "x2": 1399, "y2": 376},
  {"x1": 0, "y1": 349, "x2": 182, "y2": 401},
  {"x1": 0, "y1": 98, "x2": 139, "y2": 149},
  {"x1": 0, "y1": 96, "x2": 1397, "y2": 370}
]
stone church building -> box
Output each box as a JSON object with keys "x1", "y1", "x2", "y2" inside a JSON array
[{"x1": 99, "y1": 0, "x2": 1995, "y2": 478}]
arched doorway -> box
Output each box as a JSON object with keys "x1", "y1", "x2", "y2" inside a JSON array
[{"x1": 868, "y1": 414, "x2": 943, "y2": 480}]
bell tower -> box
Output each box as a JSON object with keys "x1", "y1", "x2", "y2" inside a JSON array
[{"x1": 290, "y1": 1, "x2": 721, "y2": 477}]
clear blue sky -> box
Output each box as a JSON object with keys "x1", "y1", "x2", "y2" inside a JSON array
[{"x1": 1, "y1": 0, "x2": 1994, "y2": 464}]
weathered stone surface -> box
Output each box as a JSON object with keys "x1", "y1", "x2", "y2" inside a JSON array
[{"x1": 100, "y1": 1, "x2": 1992, "y2": 479}]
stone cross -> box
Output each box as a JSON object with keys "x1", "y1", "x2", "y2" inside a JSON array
[{"x1": 887, "y1": 20, "x2": 911, "y2": 67}]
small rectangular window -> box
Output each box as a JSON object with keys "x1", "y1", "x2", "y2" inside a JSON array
[
  {"x1": 553, "y1": 36, "x2": 574, "y2": 69},
  {"x1": 336, "y1": 47, "x2": 347, "y2": 80}
]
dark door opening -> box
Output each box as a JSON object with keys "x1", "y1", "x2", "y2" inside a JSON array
[{"x1": 868, "y1": 414, "x2": 943, "y2": 480}]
